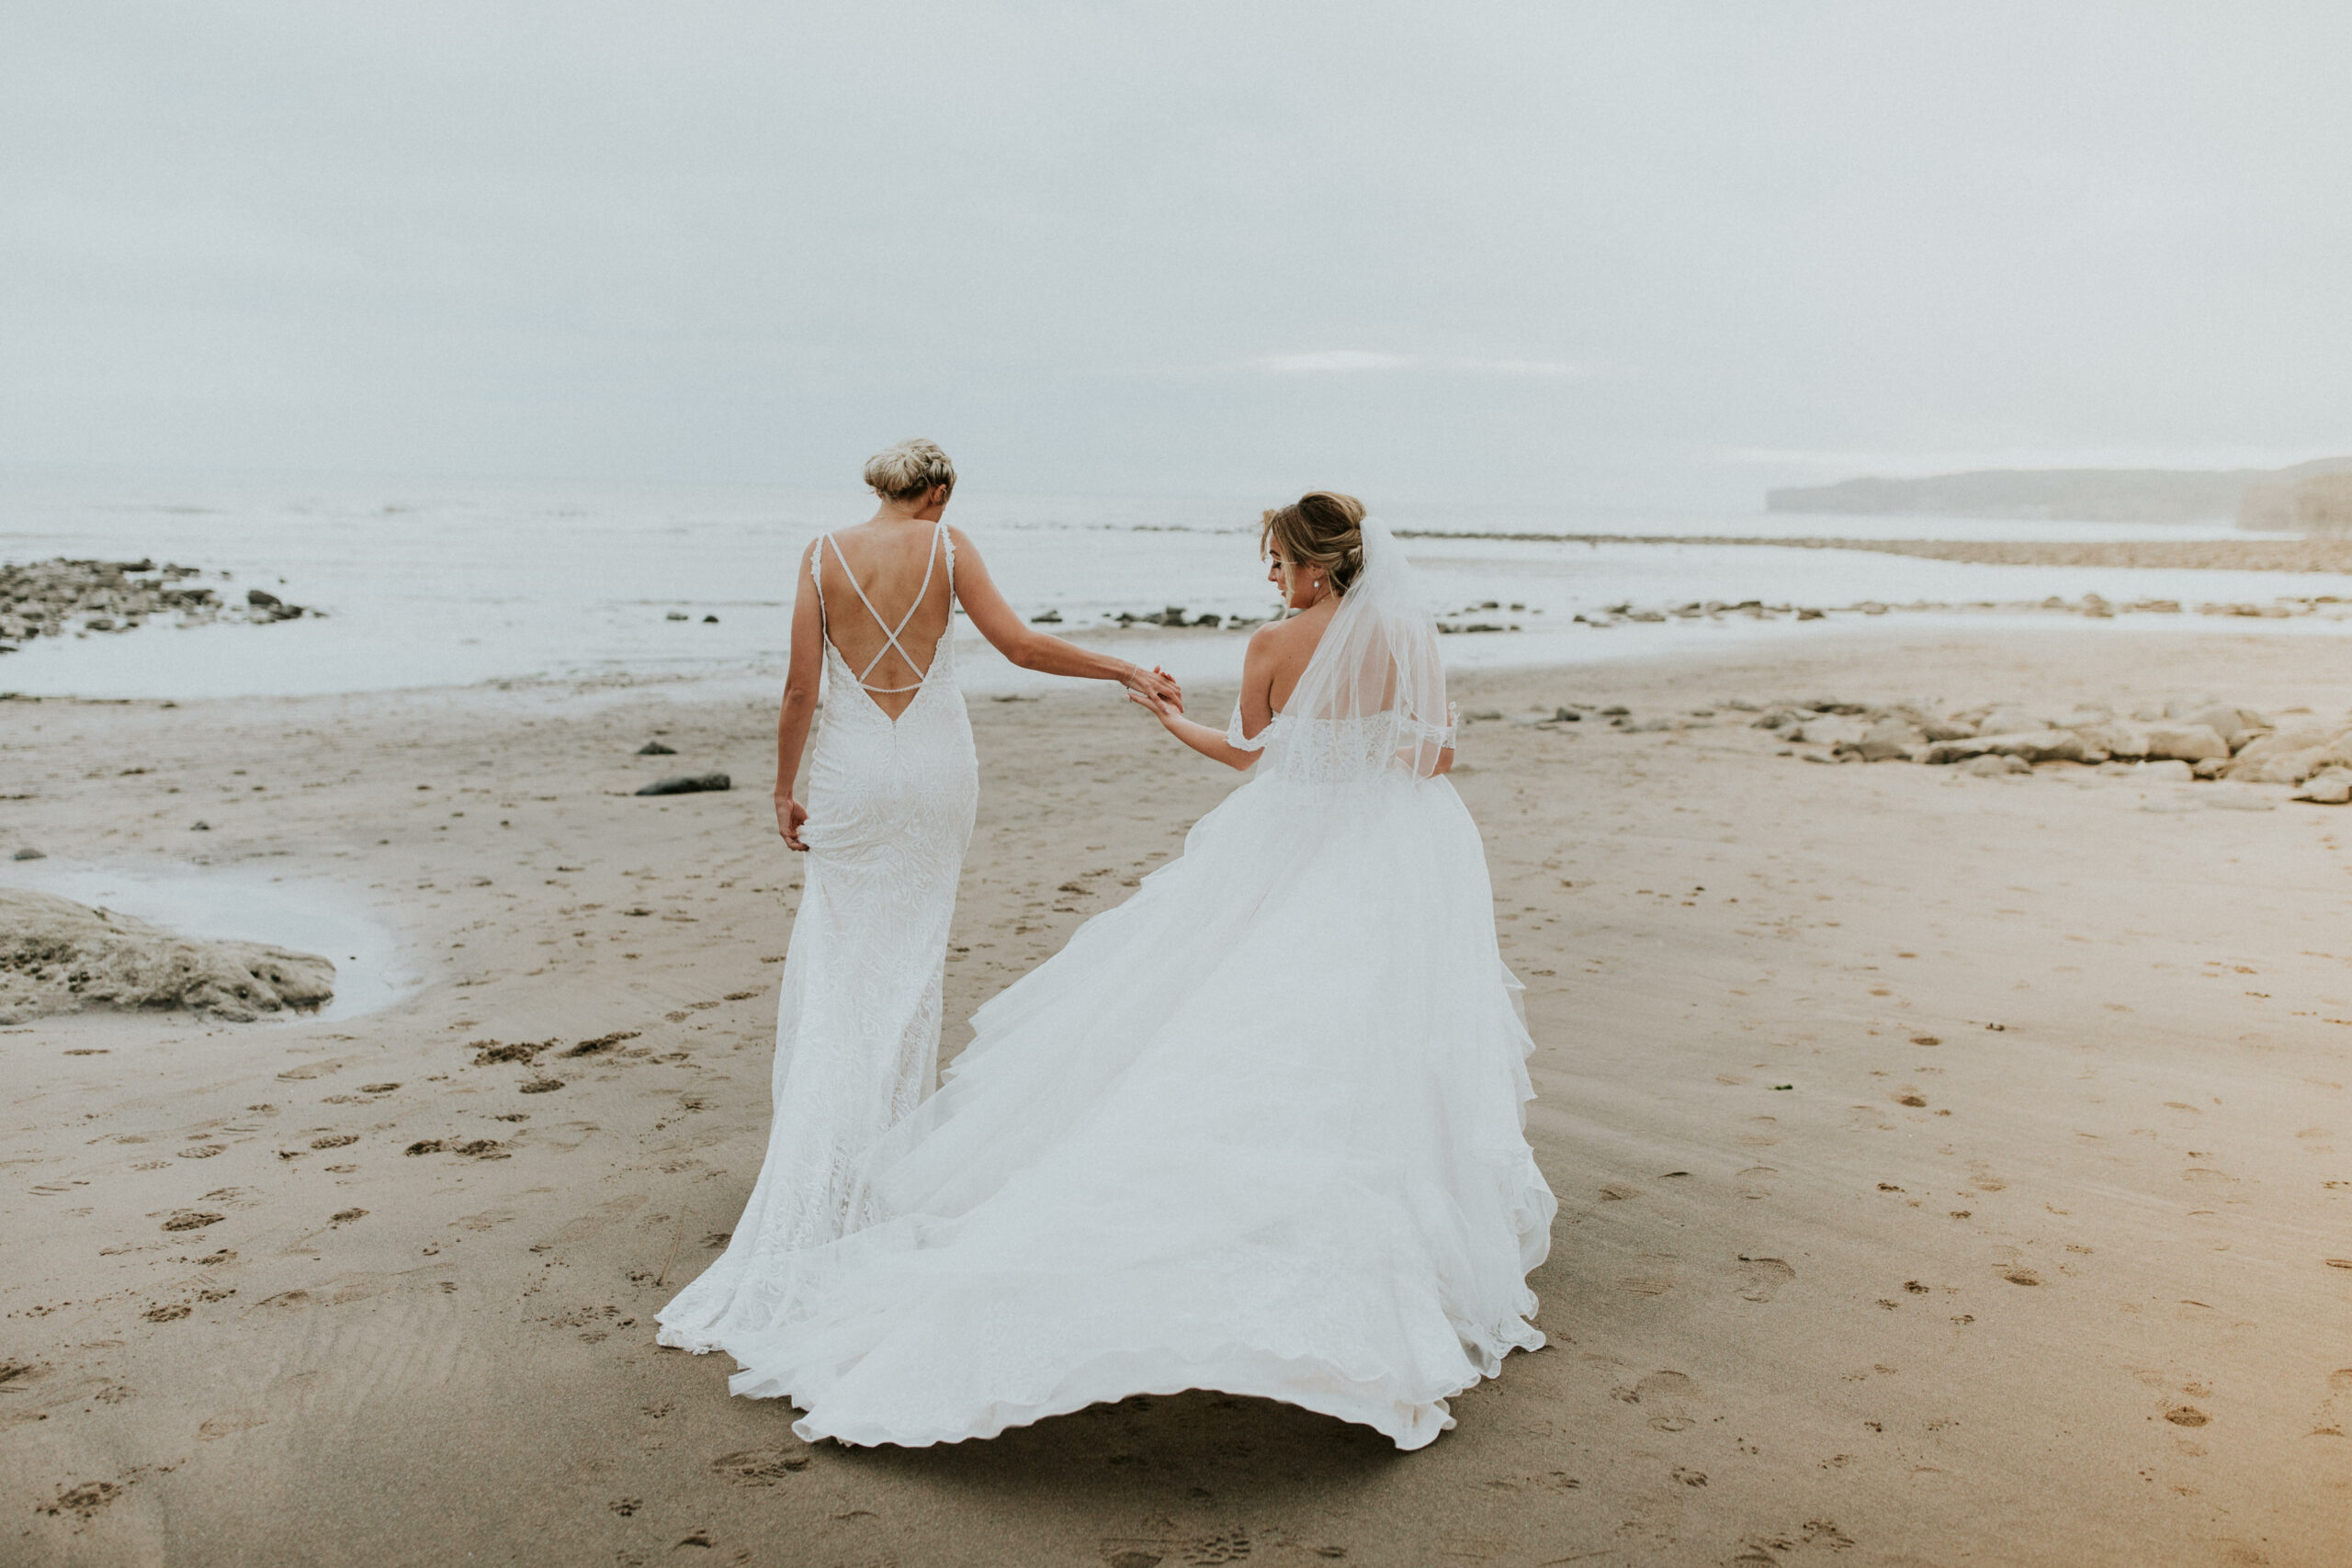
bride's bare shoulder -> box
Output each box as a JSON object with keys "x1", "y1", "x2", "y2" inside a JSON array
[{"x1": 1245, "y1": 616, "x2": 1300, "y2": 660}]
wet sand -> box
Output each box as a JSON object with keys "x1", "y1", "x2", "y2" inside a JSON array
[
  {"x1": 1403, "y1": 530, "x2": 2352, "y2": 576},
  {"x1": 2, "y1": 624, "x2": 2348, "y2": 1567}
]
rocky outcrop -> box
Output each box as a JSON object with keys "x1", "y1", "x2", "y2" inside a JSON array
[
  {"x1": 0, "y1": 888, "x2": 335, "y2": 1023},
  {"x1": 1727, "y1": 692, "x2": 2352, "y2": 799},
  {"x1": 2236, "y1": 463, "x2": 2352, "y2": 534},
  {"x1": 1769, "y1": 467, "x2": 2272, "y2": 523},
  {"x1": 0, "y1": 558, "x2": 319, "y2": 652}
]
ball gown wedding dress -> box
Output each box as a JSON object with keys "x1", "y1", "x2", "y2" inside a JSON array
[
  {"x1": 659, "y1": 521, "x2": 978, "y2": 1348},
  {"x1": 663, "y1": 518, "x2": 1555, "y2": 1451}
]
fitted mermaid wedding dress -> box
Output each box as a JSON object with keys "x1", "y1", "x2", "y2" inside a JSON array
[
  {"x1": 659, "y1": 521, "x2": 978, "y2": 1351},
  {"x1": 665, "y1": 518, "x2": 1554, "y2": 1450}
]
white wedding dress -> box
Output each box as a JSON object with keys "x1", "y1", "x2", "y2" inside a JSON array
[
  {"x1": 659, "y1": 522, "x2": 978, "y2": 1349},
  {"x1": 665, "y1": 519, "x2": 1555, "y2": 1451}
]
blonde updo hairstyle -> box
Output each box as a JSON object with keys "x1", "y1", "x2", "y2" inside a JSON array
[
  {"x1": 863, "y1": 438, "x2": 956, "y2": 502},
  {"x1": 1260, "y1": 491, "x2": 1367, "y2": 596}
]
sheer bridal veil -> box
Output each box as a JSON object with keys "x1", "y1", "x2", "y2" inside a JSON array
[{"x1": 1271, "y1": 514, "x2": 1456, "y2": 783}]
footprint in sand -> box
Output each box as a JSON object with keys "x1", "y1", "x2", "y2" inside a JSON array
[
  {"x1": 1617, "y1": 1255, "x2": 1679, "y2": 1297},
  {"x1": 198, "y1": 1411, "x2": 269, "y2": 1441},
  {"x1": 1736, "y1": 1166, "x2": 1778, "y2": 1201},
  {"x1": 40, "y1": 1481, "x2": 124, "y2": 1519},
  {"x1": 1099, "y1": 1531, "x2": 1252, "y2": 1567},
  {"x1": 708, "y1": 1447, "x2": 810, "y2": 1486},
  {"x1": 1615, "y1": 1369, "x2": 1698, "y2": 1409},
  {"x1": 1734, "y1": 1257, "x2": 1796, "y2": 1303}
]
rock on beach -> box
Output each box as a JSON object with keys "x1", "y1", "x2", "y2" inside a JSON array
[
  {"x1": 1735, "y1": 688, "x2": 2352, "y2": 793},
  {"x1": 635, "y1": 773, "x2": 731, "y2": 796},
  {"x1": 1918, "y1": 729, "x2": 2092, "y2": 765},
  {"x1": 0, "y1": 887, "x2": 334, "y2": 1024}
]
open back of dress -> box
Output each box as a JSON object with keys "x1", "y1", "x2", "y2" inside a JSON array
[
  {"x1": 813, "y1": 521, "x2": 956, "y2": 721},
  {"x1": 657, "y1": 518, "x2": 979, "y2": 1355}
]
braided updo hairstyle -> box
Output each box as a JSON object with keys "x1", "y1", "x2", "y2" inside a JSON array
[{"x1": 1259, "y1": 491, "x2": 1367, "y2": 596}]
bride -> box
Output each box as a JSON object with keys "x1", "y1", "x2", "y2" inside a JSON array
[
  {"x1": 659, "y1": 439, "x2": 1179, "y2": 1351},
  {"x1": 666, "y1": 490, "x2": 1555, "y2": 1450}
]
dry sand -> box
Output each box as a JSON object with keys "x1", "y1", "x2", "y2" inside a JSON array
[{"x1": 3, "y1": 625, "x2": 2349, "y2": 1567}]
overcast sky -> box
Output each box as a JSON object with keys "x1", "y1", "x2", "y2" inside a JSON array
[{"x1": 6, "y1": 2, "x2": 2350, "y2": 507}]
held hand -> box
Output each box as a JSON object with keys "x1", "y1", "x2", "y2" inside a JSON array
[
  {"x1": 1123, "y1": 662, "x2": 1182, "y2": 709},
  {"x1": 1125, "y1": 687, "x2": 1181, "y2": 727},
  {"x1": 776, "y1": 795, "x2": 809, "y2": 851}
]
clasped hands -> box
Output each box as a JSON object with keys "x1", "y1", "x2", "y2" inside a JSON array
[{"x1": 777, "y1": 664, "x2": 1184, "y2": 851}]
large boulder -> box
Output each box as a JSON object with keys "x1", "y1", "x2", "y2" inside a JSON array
[
  {"x1": 2143, "y1": 724, "x2": 2232, "y2": 763},
  {"x1": 0, "y1": 887, "x2": 335, "y2": 1024},
  {"x1": 1961, "y1": 753, "x2": 2031, "y2": 777},
  {"x1": 2090, "y1": 721, "x2": 2152, "y2": 761},
  {"x1": 2162, "y1": 697, "x2": 2266, "y2": 748},
  {"x1": 1920, "y1": 729, "x2": 2091, "y2": 765},
  {"x1": 2294, "y1": 771, "x2": 2352, "y2": 806},
  {"x1": 2182, "y1": 705, "x2": 2260, "y2": 750},
  {"x1": 1786, "y1": 715, "x2": 1867, "y2": 747},
  {"x1": 2235, "y1": 748, "x2": 2327, "y2": 785},
  {"x1": 2226, "y1": 723, "x2": 2350, "y2": 784},
  {"x1": 1849, "y1": 716, "x2": 1926, "y2": 761},
  {"x1": 1976, "y1": 706, "x2": 2053, "y2": 736},
  {"x1": 635, "y1": 773, "x2": 731, "y2": 796}
]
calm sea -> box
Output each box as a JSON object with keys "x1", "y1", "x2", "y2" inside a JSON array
[{"x1": 1, "y1": 466, "x2": 2345, "y2": 700}]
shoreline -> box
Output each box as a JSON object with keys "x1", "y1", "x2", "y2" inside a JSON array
[
  {"x1": 6, "y1": 590, "x2": 2352, "y2": 706},
  {"x1": 1398, "y1": 527, "x2": 2352, "y2": 574}
]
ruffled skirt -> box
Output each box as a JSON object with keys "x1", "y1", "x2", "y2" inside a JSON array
[{"x1": 676, "y1": 768, "x2": 1555, "y2": 1450}]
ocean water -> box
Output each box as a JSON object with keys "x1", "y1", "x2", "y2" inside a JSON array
[{"x1": 1, "y1": 466, "x2": 2346, "y2": 700}]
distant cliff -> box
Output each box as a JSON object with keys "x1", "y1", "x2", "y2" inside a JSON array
[
  {"x1": 1767, "y1": 457, "x2": 2352, "y2": 526},
  {"x1": 2235, "y1": 462, "x2": 2352, "y2": 534}
]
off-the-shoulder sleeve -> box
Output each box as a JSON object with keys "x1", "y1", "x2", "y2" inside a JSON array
[{"x1": 1224, "y1": 704, "x2": 1272, "y2": 754}]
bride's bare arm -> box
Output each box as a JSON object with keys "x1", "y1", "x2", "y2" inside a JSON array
[
  {"x1": 949, "y1": 528, "x2": 1180, "y2": 705},
  {"x1": 773, "y1": 543, "x2": 822, "y2": 849},
  {"x1": 1128, "y1": 627, "x2": 1277, "y2": 772}
]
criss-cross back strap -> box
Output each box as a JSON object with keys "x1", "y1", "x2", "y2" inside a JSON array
[{"x1": 818, "y1": 521, "x2": 946, "y2": 694}]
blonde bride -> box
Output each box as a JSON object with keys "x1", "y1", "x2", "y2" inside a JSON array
[{"x1": 659, "y1": 440, "x2": 1179, "y2": 1355}]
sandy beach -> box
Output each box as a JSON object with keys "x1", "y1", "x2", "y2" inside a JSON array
[{"x1": 4, "y1": 621, "x2": 2349, "y2": 1567}]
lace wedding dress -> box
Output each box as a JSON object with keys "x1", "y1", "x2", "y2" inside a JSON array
[
  {"x1": 658, "y1": 521, "x2": 978, "y2": 1352},
  {"x1": 665, "y1": 519, "x2": 1555, "y2": 1450}
]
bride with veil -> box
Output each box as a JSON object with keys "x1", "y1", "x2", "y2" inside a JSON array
[{"x1": 664, "y1": 491, "x2": 1555, "y2": 1450}]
